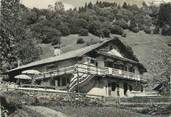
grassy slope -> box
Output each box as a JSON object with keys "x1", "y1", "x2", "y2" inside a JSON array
[
  {"x1": 49, "y1": 106, "x2": 149, "y2": 117},
  {"x1": 115, "y1": 30, "x2": 171, "y2": 88}
]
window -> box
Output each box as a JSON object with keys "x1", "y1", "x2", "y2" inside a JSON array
[
  {"x1": 111, "y1": 83, "x2": 116, "y2": 91},
  {"x1": 90, "y1": 59, "x2": 95, "y2": 64},
  {"x1": 130, "y1": 67, "x2": 135, "y2": 73},
  {"x1": 105, "y1": 61, "x2": 113, "y2": 68},
  {"x1": 129, "y1": 85, "x2": 133, "y2": 91},
  {"x1": 117, "y1": 84, "x2": 120, "y2": 96},
  {"x1": 141, "y1": 85, "x2": 143, "y2": 92}
]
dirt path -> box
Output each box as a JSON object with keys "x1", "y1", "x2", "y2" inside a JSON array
[{"x1": 26, "y1": 106, "x2": 67, "y2": 117}]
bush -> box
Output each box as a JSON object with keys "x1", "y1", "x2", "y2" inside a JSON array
[
  {"x1": 130, "y1": 27, "x2": 139, "y2": 33},
  {"x1": 58, "y1": 24, "x2": 70, "y2": 36},
  {"x1": 110, "y1": 25, "x2": 124, "y2": 35},
  {"x1": 77, "y1": 38, "x2": 85, "y2": 44},
  {"x1": 144, "y1": 27, "x2": 151, "y2": 34},
  {"x1": 79, "y1": 28, "x2": 88, "y2": 36},
  {"x1": 114, "y1": 20, "x2": 129, "y2": 29},
  {"x1": 161, "y1": 25, "x2": 171, "y2": 35},
  {"x1": 153, "y1": 27, "x2": 160, "y2": 34},
  {"x1": 88, "y1": 21, "x2": 101, "y2": 36},
  {"x1": 102, "y1": 28, "x2": 110, "y2": 37},
  {"x1": 121, "y1": 33, "x2": 127, "y2": 37}
]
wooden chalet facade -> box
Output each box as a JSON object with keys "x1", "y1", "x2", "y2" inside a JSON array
[{"x1": 7, "y1": 37, "x2": 147, "y2": 97}]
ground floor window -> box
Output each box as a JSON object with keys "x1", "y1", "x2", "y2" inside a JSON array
[
  {"x1": 129, "y1": 85, "x2": 133, "y2": 91},
  {"x1": 141, "y1": 85, "x2": 143, "y2": 92},
  {"x1": 117, "y1": 84, "x2": 120, "y2": 96},
  {"x1": 111, "y1": 82, "x2": 116, "y2": 91}
]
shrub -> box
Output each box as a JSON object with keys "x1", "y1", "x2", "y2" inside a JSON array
[
  {"x1": 144, "y1": 27, "x2": 151, "y2": 34},
  {"x1": 77, "y1": 38, "x2": 85, "y2": 44},
  {"x1": 102, "y1": 28, "x2": 110, "y2": 37},
  {"x1": 88, "y1": 21, "x2": 101, "y2": 36},
  {"x1": 58, "y1": 24, "x2": 70, "y2": 36},
  {"x1": 138, "y1": 24, "x2": 144, "y2": 31},
  {"x1": 130, "y1": 27, "x2": 139, "y2": 33},
  {"x1": 79, "y1": 28, "x2": 88, "y2": 36},
  {"x1": 153, "y1": 26, "x2": 160, "y2": 34},
  {"x1": 121, "y1": 33, "x2": 127, "y2": 37},
  {"x1": 110, "y1": 25, "x2": 124, "y2": 35},
  {"x1": 114, "y1": 20, "x2": 129, "y2": 29},
  {"x1": 161, "y1": 25, "x2": 171, "y2": 35}
]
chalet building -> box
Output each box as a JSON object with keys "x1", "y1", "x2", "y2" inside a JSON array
[{"x1": 6, "y1": 37, "x2": 147, "y2": 97}]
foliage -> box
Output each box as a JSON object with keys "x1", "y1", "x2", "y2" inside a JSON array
[
  {"x1": 113, "y1": 20, "x2": 129, "y2": 29},
  {"x1": 161, "y1": 25, "x2": 171, "y2": 36},
  {"x1": 77, "y1": 38, "x2": 85, "y2": 44},
  {"x1": 0, "y1": 0, "x2": 40, "y2": 72},
  {"x1": 88, "y1": 20, "x2": 102, "y2": 36},
  {"x1": 110, "y1": 25, "x2": 124, "y2": 35},
  {"x1": 158, "y1": 3, "x2": 171, "y2": 27},
  {"x1": 130, "y1": 27, "x2": 139, "y2": 33},
  {"x1": 144, "y1": 26, "x2": 151, "y2": 34},
  {"x1": 79, "y1": 28, "x2": 89, "y2": 36},
  {"x1": 157, "y1": 3, "x2": 171, "y2": 35},
  {"x1": 102, "y1": 28, "x2": 110, "y2": 37}
]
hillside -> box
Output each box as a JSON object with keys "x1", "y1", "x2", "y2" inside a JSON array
[{"x1": 115, "y1": 31, "x2": 171, "y2": 88}]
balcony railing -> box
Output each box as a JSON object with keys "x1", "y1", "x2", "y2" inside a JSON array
[
  {"x1": 36, "y1": 63, "x2": 144, "y2": 82},
  {"x1": 76, "y1": 64, "x2": 143, "y2": 82}
]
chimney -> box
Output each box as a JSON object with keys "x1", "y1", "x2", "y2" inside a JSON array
[{"x1": 54, "y1": 44, "x2": 61, "y2": 56}]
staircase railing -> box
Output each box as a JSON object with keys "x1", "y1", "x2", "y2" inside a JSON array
[{"x1": 69, "y1": 73, "x2": 95, "y2": 92}]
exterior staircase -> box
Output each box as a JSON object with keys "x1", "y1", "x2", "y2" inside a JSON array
[{"x1": 69, "y1": 73, "x2": 95, "y2": 92}]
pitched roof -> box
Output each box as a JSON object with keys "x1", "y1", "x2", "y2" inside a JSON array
[
  {"x1": 8, "y1": 39, "x2": 112, "y2": 72},
  {"x1": 7, "y1": 37, "x2": 146, "y2": 73}
]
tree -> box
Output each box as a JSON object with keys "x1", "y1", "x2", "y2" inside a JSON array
[
  {"x1": 58, "y1": 23, "x2": 70, "y2": 36},
  {"x1": 17, "y1": 33, "x2": 40, "y2": 64},
  {"x1": 122, "y1": 2, "x2": 128, "y2": 9},
  {"x1": 88, "y1": 20, "x2": 102, "y2": 36},
  {"x1": 158, "y1": 3, "x2": 171, "y2": 35},
  {"x1": 0, "y1": 0, "x2": 21, "y2": 70},
  {"x1": 77, "y1": 38, "x2": 85, "y2": 44},
  {"x1": 110, "y1": 25, "x2": 124, "y2": 35},
  {"x1": 88, "y1": 2, "x2": 93, "y2": 9},
  {"x1": 55, "y1": 1, "x2": 64, "y2": 11},
  {"x1": 102, "y1": 28, "x2": 110, "y2": 37},
  {"x1": 79, "y1": 28, "x2": 88, "y2": 36}
]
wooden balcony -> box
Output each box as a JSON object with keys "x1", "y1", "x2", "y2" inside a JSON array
[
  {"x1": 76, "y1": 64, "x2": 144, "y2": 82},
  {"x1": 35, "y1": 64, "x2": 145, "y2": 82}
]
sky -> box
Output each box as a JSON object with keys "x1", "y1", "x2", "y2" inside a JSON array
[
  {"x1": 0, "y1": 0, "x2": 170, "y2": 10},
  {"x1": 20, "y1": 0, "x2": 171, "y2": 10},
  {"x1": 20, "y1": 0, "x2": 74, "y2": 10}
]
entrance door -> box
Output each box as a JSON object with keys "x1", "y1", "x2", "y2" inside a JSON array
[{"x1": 108, "y1": 82, "x2": 117, "y2": 97}]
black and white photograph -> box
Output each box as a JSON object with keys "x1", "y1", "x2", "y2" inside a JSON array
[{"x1": 0, "y1": 0, "x2": 171, "y2": 117}]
